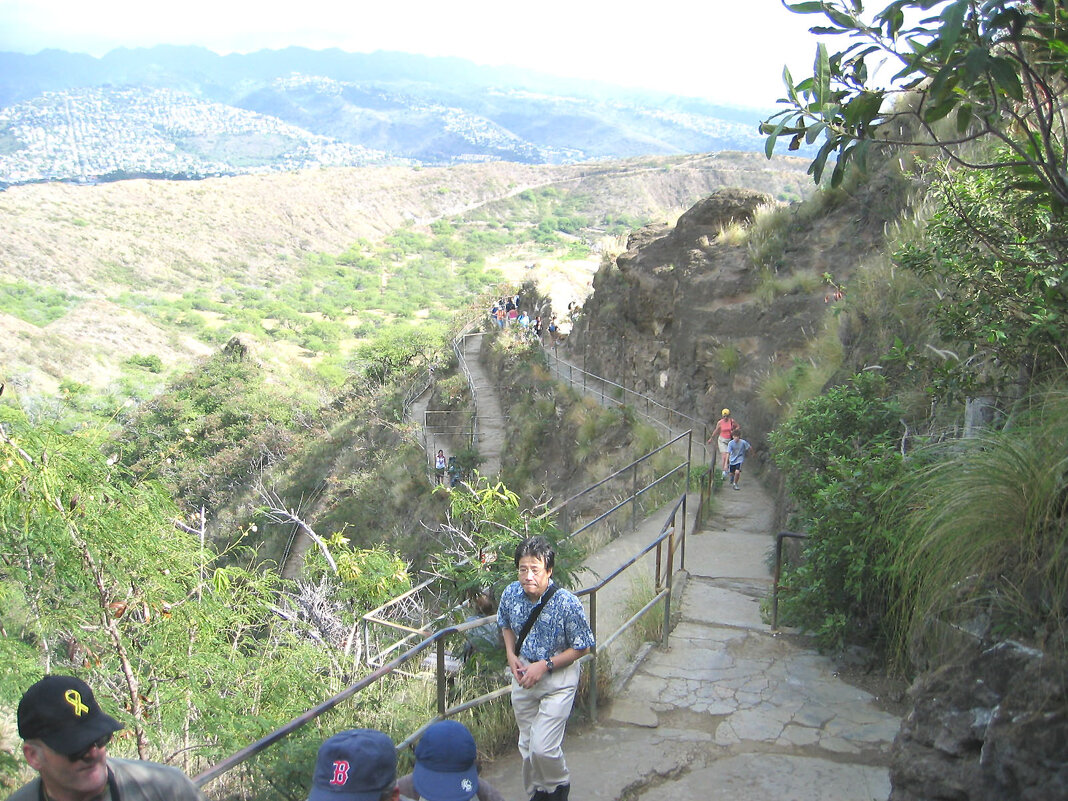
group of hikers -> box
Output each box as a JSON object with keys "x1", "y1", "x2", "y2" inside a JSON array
[
  {"x1": 10, "y1": 675, "x2": 505, "y2": 801},
  {"x1": 13, "y1": 536, "x2": 591, "y2": 801},
  {"x1": 489, "y1": 294, "x2": 540, "y2": 338},
  {"x1": 487, "y1": 294, "x2": 570, "y2": 345},
  {"x1": 707, "y1": 407, "x2": 753, "y2": 490},
  {"x1": 433, "y1": 449, "x2": 463, "y2": 487}
]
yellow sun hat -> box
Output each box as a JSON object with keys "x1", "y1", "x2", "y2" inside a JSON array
[{"x1": 721, "y1": 408, "x2": 730, "y2": 415}]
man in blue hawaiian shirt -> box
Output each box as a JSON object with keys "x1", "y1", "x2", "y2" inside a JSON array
[{"x1": 497, "y1": 536, "x2": 594, "y2": 801}]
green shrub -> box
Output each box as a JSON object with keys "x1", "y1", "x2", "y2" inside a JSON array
[
  {"x1": 769, "y1": 372, "x2": 908, "y2": 651},
  {"x1": 0, "y1": 280, "x2": 80, "y2": 326},
  {"x1": 126, "y1": 353, "x2": 164, "y2": 373}
]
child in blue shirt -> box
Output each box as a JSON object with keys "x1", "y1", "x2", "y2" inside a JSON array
[{"x1": 726, "y1": 431, "x2": 753, "y2": 490}]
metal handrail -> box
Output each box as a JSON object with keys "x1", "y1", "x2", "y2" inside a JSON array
[
  {"x1": 194, "y1": 490, "x2": 691, "y2": 789},
  {"x1": 359, "y1": 439, "x2": 690, "y2": 668},
  {"x1": 537, "y1": 431, "x2": 691, "y2": 528},
  {"x1": 453, "y1": 331, "x2": 480, "y2": 450},
  {"x1": 542, "y1": 349, "x2": 712, "y2": 464}
]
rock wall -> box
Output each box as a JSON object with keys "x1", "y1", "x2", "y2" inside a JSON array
[{"x1": 890, "y1": 641, "x2": 1068, "y2": 800}]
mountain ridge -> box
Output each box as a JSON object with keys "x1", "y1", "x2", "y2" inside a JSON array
[{"x1": 0, "y1": 46, "x2": 787, "y2": 184}]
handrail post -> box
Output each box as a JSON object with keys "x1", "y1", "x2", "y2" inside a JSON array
[
  {"x1": 661, "y1": 530, "x2": 674, "y2": 648},
  {"x1": 772, "y1": 532, "x2": 808, "y2": 630},
  {"x1": 436, "y1": 639, "x2": 447, "y2": 715},
  {"x1": 630, "y1": 462, "x2": 638, "y2": 532},
  {"x1": 772, "y1": 534, "x2": 784, "y2": 631},
  {"x1": 588, "y1": 591, "x2": 598, "y2": 722},
  {"x1": 679, "y1": 494, "x2": 687, "y2": 572}
]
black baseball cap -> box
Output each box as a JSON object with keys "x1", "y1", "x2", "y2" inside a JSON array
[{"x1": 17, "y1": 675, "x2": 124, "y2": 755}]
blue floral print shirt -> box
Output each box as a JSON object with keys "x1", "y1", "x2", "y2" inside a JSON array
[{"x1": 497, "y1": 581, "x2": 595, "y2": 663}]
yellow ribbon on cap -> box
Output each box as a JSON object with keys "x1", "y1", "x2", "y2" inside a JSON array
[{"x1": 65, "y1": 689, "x2": 90, "y2": 717}]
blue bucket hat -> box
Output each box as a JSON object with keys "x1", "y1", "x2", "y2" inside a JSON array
[
  {"x1": 412, "y1": 720, "x2": 479, "y2": 801},
  {"x1": 308, "y1": 729, "x2": 397, "y2": 801}
]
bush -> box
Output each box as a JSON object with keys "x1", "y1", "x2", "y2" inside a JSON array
[
  {"x1": 769, "y1": 372, "x2": 908, "y2": 651},
  {"x1": 126, "y1": 353, "x2": 164, "y2": 373}
]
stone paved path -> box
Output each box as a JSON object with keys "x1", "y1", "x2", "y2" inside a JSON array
[{"x1": 480, "y1": 479, "x2": 901, "y2": 801}]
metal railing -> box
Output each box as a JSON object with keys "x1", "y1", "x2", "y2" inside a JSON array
[
  {"x1": 194, "y1": 490, "x2": 691, "y2": 790},
  {"x1": 542, "y1": 348, "x2": 712, "y2": 466},
  {"x1": 357, "y1": 435, "x2": 692, "y2": 668},
  {"x1": 453, "y1": 330, "x2": 481, "y2": 450}
]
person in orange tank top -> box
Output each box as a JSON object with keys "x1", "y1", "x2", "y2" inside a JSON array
[{"x1": 707, "y1": 408, "x2": 738, "y2": 477}]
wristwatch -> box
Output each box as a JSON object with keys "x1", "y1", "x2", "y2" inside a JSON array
[{"x1": 545, "y1": 657, "x2": 554, "y2": 674}]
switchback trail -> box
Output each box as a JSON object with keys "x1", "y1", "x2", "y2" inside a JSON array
[
  {"x1": 409, "y1": 329, "x2": 901, "y2": 800},
  {"x1": 472, "y1": 350, "x2": 901, "y2": 801}
]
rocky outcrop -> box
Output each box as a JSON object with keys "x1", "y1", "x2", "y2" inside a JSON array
[
  {"x1": 571, "y1": 187, "x2": 829, "y2": 451},
  {"x1": 890, "y1": 641, "x2": 1068, "y2": 801}
]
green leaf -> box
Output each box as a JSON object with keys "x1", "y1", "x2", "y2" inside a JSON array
[
  {"x1": 815, "y1": 42, "x2": 832, "y2": 109},
  {"x1": 805, "y1": 120, "x2": 828, "y2": 144},
  {"x1": 785, "y1": 1, "x2": 832, "y2": 14},
  {"x1": 825, "y1": 6, "x2": 860, "y2": 30},
  {"x1": 956, "y1": 102, "x2": 973, "y2": 134},
  {"x1": 989, "y1": 56, "x2": 1024, "y2": 101},
  {"x1": 938, "y1": 0, "x2": 969, "y2": 61},
  {"x1": 783, "y1": 65, "x2": 799, "y2": 104},
  {"x1": 844, "y1": 91, "x2": 884, "y2": 128},
  {"x1": 928, "y1": 62, "x2": 959, "y2": 100},
  {"x1": 962, "y1": 46, "x2": 989, "y2": 87},
  {"x1": 923, "y1": 99, "x2": 956, "y2": 123},
  {"x1": 809, "y1": 137, "x2": 839, "y2": 183}
]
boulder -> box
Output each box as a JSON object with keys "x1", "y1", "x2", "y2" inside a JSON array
[{"x1": 890, "y1": 641, "x2": 1068, "y2": 801}]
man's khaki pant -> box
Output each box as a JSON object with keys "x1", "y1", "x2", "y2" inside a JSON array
[{"x1": 511, "y1": 661, "x2": 580, "y2": 798}]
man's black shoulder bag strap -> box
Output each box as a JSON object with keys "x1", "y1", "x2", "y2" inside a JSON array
[{"x1": 513, "y1": 585, "x2": 558, "y2": 656}]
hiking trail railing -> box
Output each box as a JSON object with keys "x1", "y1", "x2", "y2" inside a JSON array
[
  {"x1": 193, "y1": 489, "x2": 692, "y2": 792},
  {"x1": 359, "y1": 431, "x2": 692, "y2": 670},
  {"x1": 542, "y1": 348, "x2": 713, "y2": 466}
]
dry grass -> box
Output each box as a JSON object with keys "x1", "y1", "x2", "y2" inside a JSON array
[{"x1": 0, "y1": 153, "x2": 815, "y2": 400}]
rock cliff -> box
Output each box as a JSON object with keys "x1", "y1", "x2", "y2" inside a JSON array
[{"x1": 569, "y1": 178, "x2": 897, "y2": 463}]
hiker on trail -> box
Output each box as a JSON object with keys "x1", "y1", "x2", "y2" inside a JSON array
[
  {"x1": 447, "y1": 456, "x2": 462, "y2": 488},
  {"x1": 12, "y1": 675, "x2": 206, "y2": 801},
  {"x1": 435, "y1": 450, "x2": 447, "y2": 485},
  {"x1": 498, "y1": 537, "x2": 594, "y2": 801},
  {"x1": 707, "y1": 408, "x2": 740, "y2": 478},
  {"x1": 726, "y1": 430, "x2": 753, "y2": 491},
  {"x1": 396, "y1": 720, "x2": 506, "y2": 801},
  {"x1": 307, "y1": 729, "x2": 398, "y2": 801},
  {"x1": 547, "y1": 316, "x2": 560, "y2": 345}
]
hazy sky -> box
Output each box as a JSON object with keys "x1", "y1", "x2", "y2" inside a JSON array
[{"x1": 0, "y1": 0, "x2": 833, "y2": 109}]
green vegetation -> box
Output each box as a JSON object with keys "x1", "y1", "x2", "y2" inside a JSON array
[
  {"x1": 769, "y1": 373, "x2": 907, "y2": 651},
  {"x1": 0, "y1": 280, "x2": 81, "y2": 326},
  {"x1": 891, "y1": 390, "x2": 1068, "y2": 664},
  {"x1": 0, "y1": 412, "x2": 339, "y2": 783},
  {"x1": 894, "y1": 161, "x2": 1068, "y2": 399},
  {"x1": 765, "y1": 1, "x2": 1068, "y2": 204},
  {"x1": 761, "y1": 7, "x2": 1068, "y2": 666},
  {"x1": 429, "y1": 476, "x2": 579, "y2": 605}
]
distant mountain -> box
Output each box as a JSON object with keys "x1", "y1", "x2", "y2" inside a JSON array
[{"x1": 0, "y1": 46, "x2": 783, "y2": 185}]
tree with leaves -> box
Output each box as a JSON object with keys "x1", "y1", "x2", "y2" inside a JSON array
[
  {"x1": 0, "y1": 413, "x2": 339, "y2": 787},
  {"x1": 895, "y1": 157, "x2": 1068, "y2": 396},
  {"x1": 764, "y1": 0, "x2": 1068, "y2": 206}
]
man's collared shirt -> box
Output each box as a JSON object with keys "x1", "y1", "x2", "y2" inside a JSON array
[{"x1": 497, "y1": 581, "x2": 595, "y2": 663}]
